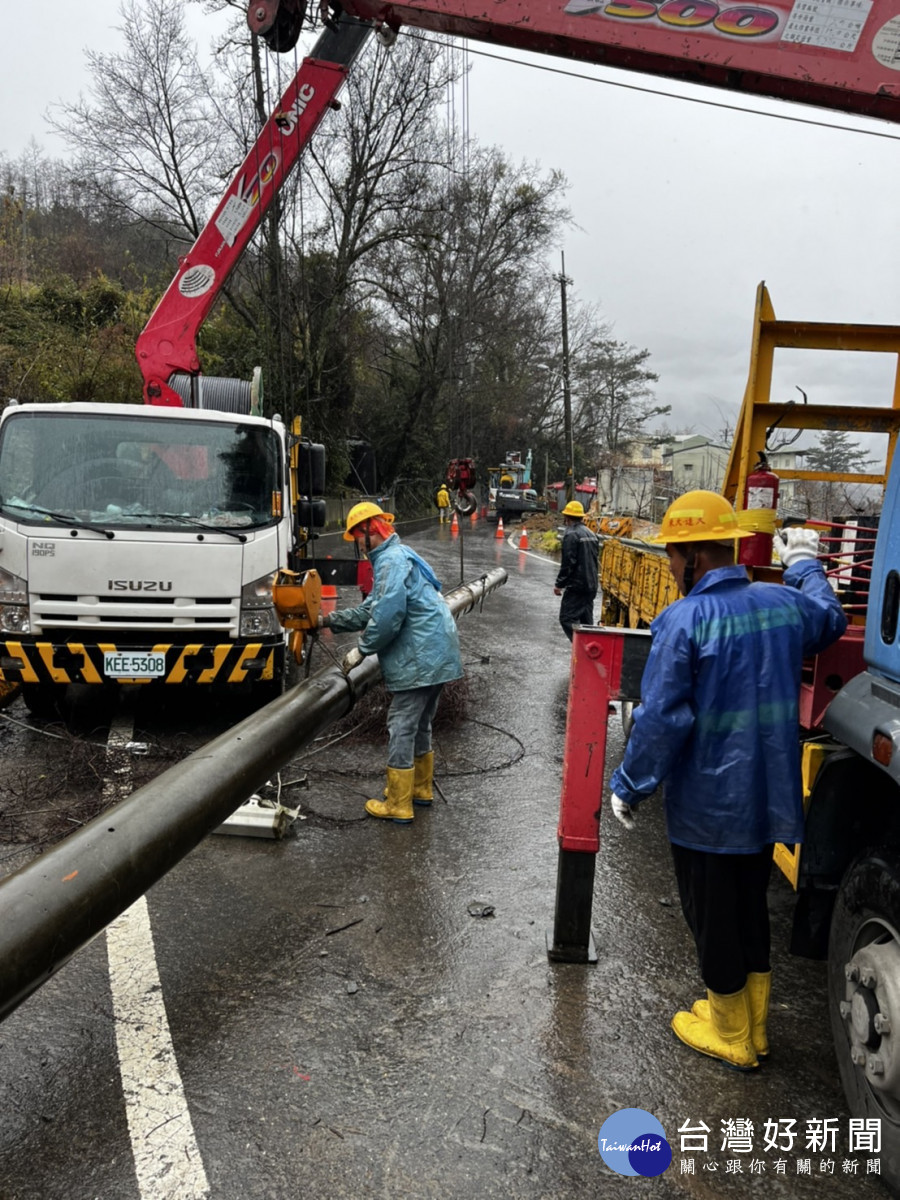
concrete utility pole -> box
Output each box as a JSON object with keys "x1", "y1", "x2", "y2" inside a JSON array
[
  {"x1": 0, "y1": 569, "x2": 508, "y2": 1024},
  {"x1": 554, "y1": 253, "x2": 575, "y2": 504}
]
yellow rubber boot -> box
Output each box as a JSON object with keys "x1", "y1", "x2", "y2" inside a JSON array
[
  {"x1": 381, "y1": 752, "x2": 433, "y2": 806},
  {"x1": 365, "y1": 767, "x2": 414, "y2": 823},
  {"x1": 691, "y1": 971, "x2": 771, "y2": 1058},
  {"x1": 672, "y1": 987, "x2": 758, "y2": 1071},
  {"x1": 412, "y1": 751, "x2": 435, "y2": 807},
  {"x1": 746, "y1": 971, "x2": 771, "y2": 1057}
]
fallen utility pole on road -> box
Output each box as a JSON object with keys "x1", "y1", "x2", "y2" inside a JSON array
[{"x1": 0, "y1": 568, "x2": 507, "y2": 1024}]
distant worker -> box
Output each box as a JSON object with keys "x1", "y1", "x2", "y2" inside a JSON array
[
  {"x1": 553, "y1": 500, "x2": 599, "y2": 640},
  {"x1": 499, "y1": 472, "x2": 514, "y2": 488},
  {"x1": 436, "y1": 483, "x2": 451, "y2": 523},
  {"x1": 608, "y1": 491, "x2": 847, "y2": 1071},
  {"x1": 320, "y1": 502, "x2": 463, "y2": 824}
]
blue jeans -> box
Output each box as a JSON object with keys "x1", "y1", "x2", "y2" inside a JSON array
[{"x1": 387, "y1": 684, "x2": 444, "y2": 768}]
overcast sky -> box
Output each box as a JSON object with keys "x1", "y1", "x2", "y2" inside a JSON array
[{"x1": 3, "y1": 0, "x2": 899, "y2": 455}]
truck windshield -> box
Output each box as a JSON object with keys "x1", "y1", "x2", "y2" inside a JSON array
[{"x1": 0, "y1": 411, "x2": 282, "y2": 531}]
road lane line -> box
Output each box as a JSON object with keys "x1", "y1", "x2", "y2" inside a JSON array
[
  {"x1": 505, "y1": 531, "x2": 558, "y2": 563},
  {"x1": 103, "y1": 714, "x2": 210, "y2": 1200},
  {"x1": 107, "y1": 900, "x2": 209, "y2": 1199}
]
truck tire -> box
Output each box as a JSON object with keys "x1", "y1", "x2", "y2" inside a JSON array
[
  {"x1": 21, "y1": 684, "x2": 63, "y2": 720},
  {"x1": 828, "y1": 851, "x2": 900, "y2": 1189}
]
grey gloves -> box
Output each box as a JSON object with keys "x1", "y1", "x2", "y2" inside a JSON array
[
  {"x1": 775, "y1": 527, "x2": 820, "y2": 568},
  {"x1": 610, "y1": 793, "x2": 636, "y2": 830},
  {"x1": 340, "y1": 646, "x2": 364, "y2": 675}
]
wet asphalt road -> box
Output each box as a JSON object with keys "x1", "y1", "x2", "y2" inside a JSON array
[{"x1": 0, "y1": 517, "x2": 892, "y2": 1199}]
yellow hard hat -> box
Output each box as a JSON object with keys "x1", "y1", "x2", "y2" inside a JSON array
[
  {"x1": 343, "y1": 501, "x2": 395, "y2": 541},
  {"x1": 650, "y1": 490, "x2": 752, "y2": 544},
  {"x1": 562, "y1": 500, "x2": 585, "y2": 518}
]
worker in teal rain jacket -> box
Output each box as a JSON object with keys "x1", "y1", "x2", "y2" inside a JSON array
[
  {"x1": 319, "y1": 501, "x2": 463, "y2": 824},
  {"x1": 608, "y1": 490, "x2": 847, "y2": 1072}
]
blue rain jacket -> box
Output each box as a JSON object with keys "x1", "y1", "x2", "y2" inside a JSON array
[
  {"x1": 327, "y1": 533, "x2": 463, "y2": 692},
  {"x1": 608, "y1": 561, "x2": 847, "y2": 852}
]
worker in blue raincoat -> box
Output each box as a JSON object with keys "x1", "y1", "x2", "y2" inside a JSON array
[
  {"x1": 608, "y1": 490, "x2": 847, "y2": 1071},
  {"x1": 320, "y1": 502, "x2": 462, "y2": 823}
]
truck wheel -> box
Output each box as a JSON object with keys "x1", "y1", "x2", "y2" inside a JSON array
[
  {"x1": 21, "y1": 684, "x2": 63, "y2": 719},
  {"x1": 252, "y1": 673, "x2": 285, "y2": 707},
  {"x1": 828, "y1": 851, "x2": 900, "y2": 1189}
]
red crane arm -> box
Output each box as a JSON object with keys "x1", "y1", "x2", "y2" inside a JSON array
[
  {"x1": 334, "y1": 0, "x2": 900, "y2": 123},
  {"x1": 135, "y1": 18, "x2": 372, "y2": 407},
  {"x1": 141, "y1": 0, "x2": 899, "y2": 408}
]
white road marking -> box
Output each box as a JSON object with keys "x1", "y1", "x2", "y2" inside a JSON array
[
  {"x1": 103, "y1": 715, "x2": 209, "y2": 1199},
  {"x1": 505, "y1": 532, "x2": 557, "y2": 563}
]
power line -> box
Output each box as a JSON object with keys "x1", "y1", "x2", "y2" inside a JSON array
[{"x1": 413, "y1": 32, "x2": 900, "y2": 144}]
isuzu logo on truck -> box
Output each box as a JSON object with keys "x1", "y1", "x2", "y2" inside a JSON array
[{"x1": 107, "y1": 580, "x2": 174, "y2": 592}]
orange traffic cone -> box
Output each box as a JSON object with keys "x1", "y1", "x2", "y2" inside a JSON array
[
  {"x1": 321, "y1": 556, "x2": 337, "y2": 599},
  {"x1": 495, "y1": 517, "x2": 505, "y2": 540},
  {"x1": 519, "y1": 527, "x2": 529, "y2": 551},
  {"x1": 450, "y1": 511, "x2": 459, "y2": 534},
  {"x1": 470, "y1": 508, "x2": 477, "y2": 523}
]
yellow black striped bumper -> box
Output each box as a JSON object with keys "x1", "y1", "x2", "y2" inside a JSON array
[{"x1": 0, "y1": 640, "x2": 283, "y2": 686}]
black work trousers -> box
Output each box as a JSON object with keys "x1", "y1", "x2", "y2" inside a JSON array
[
  {"x1": 670, "y1": 843, "x2": 774, "y2": 996},
  {"x1": 559, "y1": 588, "x2": 596, "y2": 641}
]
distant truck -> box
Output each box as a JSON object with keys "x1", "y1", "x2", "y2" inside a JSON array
[{"x1": 486, "y1": 450, "x2": 547, "y2": 523}]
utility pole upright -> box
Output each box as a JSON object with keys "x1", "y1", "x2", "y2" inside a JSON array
[{"x1": 554, "y1": 253, "x2": 575, "y2": 504}]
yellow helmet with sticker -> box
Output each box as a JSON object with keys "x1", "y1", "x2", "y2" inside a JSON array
[{"x1": 651, "y1": 490, "x2": 752, "y2": 543}]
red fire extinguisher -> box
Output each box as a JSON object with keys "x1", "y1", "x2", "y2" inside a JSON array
[{"x1": 738, "y1": 451, "x2": 780, "y2": 567}]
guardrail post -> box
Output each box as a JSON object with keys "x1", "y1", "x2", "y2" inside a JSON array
[{"x1": 547, "y1": 625, "x2": 651, "y2": 963}]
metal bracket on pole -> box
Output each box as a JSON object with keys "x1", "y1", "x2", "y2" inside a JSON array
[{"x1": 547, "y1": 625, "x2": 651, "y2": 964}]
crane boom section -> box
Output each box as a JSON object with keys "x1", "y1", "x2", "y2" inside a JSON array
[
  {"x1": 337, "y1": 0, "x2": 900, "y2": 123},
  {"x1": 135, "y1": 18, "x2": 373, "y2": 407}
]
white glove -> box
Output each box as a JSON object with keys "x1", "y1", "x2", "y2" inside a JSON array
[
  {"x1": 340, "y1": 646, "x2": 364, "y2": 675},
  {"x1": 775, "y1": 527, "x2": 820, "y2": 568},
  {"x1": 610, "y1": 793, "x2": 636, "y2": 830}
]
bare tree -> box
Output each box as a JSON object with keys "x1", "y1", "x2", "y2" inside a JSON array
[
  {"x1": 282, "y1": 34, "x2": 460, "y2": 428},
  {"x1": 574, "y1": 338, "x2": 666, "y2": 459},
  {"x1": 358, "y1": 145, "x2": 570, "y2": 485},
  {"x1": 49, "y1": 0, "x2": 226, "y2": 242}
]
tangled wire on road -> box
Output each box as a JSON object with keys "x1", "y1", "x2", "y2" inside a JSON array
[
  {"x1": 0, "y1": 720, "x2": 192, "y2": 858},
  {"x1": 299, "y1": 672, "x2": 526, "y2": 785},
  {"x1": 321, "y1": 676, "x2": 470, "y2": 743}
]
